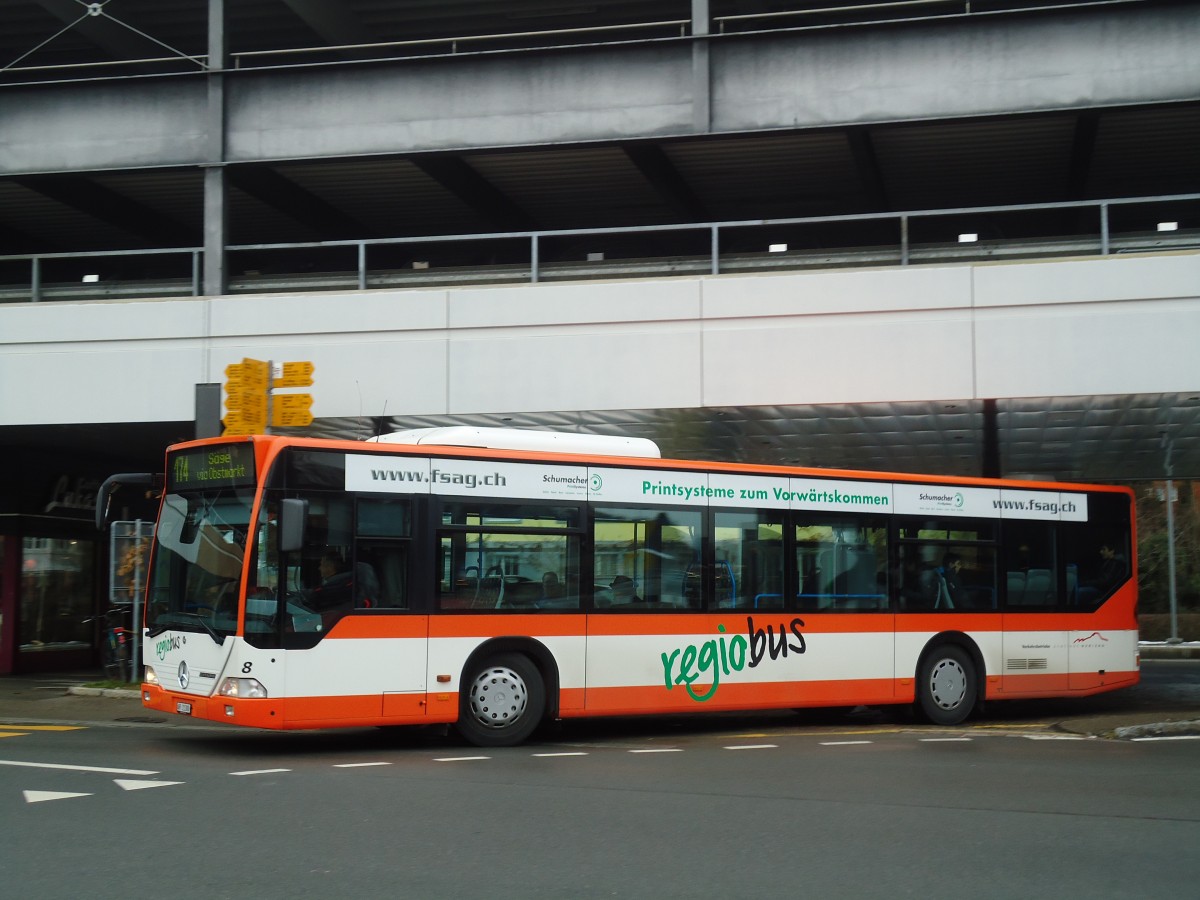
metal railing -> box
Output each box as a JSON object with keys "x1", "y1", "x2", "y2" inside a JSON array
[
  {"x1": 712, "y1": 0, "x2": 1145, "y2": 32},
  {"x1": 1, "y1": 193, "x2": 1195, "y2": 304},
  {"x1": 0, "y1": 0, "x2": 1145, "y2": 83}
]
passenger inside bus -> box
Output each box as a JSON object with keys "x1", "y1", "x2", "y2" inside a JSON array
[{"x1": 308, "y1": 549, "x2": 354, "y2": 611}]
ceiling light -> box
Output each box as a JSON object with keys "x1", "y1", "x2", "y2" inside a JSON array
[
  {"x1": 587, "y1": 252, "x2": 605, "y2": 261},
  {"x1": 768, "y1": 243, "x2": 788, "y2": 253},
  {"x1": 1157, "y1": 221, "x2": 1179, "y2": 232},
  {"x1": 81, "y1": 274, "x2": 100, "y2": 283},
  {"x1": 957, "y1": 233, "x2": 978, "y2": 243}
]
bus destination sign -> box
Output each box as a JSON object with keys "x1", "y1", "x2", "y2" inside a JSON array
[{"x1": 169, "y1": 443, "x2": 257, "y2": 491}]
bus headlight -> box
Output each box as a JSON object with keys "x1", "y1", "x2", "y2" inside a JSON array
[
  {"x1": 144, "y1": 666, "x2": 159, "y2": 685},
  {"x1": 218, "y1": 677, "x2": 268, "y2": 699}
]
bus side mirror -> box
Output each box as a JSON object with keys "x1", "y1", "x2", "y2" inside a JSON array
[
  {"x1": 279, "y1": 498, "x2": 308, "y2": 553},
  {"x1": 95, "y1": 472, "x2": 156, "y2": 530}
]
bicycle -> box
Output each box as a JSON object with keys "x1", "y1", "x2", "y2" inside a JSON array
[{"x1": 85, "y1": 607, "x2": 133, "y2": 683}]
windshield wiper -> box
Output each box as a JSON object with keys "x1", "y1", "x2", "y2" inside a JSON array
[{"x1": 146, "y1": 612, "x2": 226, "y2": 645}]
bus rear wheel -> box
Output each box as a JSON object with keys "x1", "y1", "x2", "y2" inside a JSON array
[
  {"x1": 917, "y1": 644, "x2": 977, "y2": 726},
  {"x1": 457, "y1": 653, "x2": 545, "y2": 747}
]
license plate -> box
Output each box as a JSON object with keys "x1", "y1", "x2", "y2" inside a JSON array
[{"x1": 176, "y1": 701, "x2": 192, "y2": 715}]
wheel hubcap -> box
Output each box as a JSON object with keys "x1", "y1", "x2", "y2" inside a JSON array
[
  {"x1": 468, "y1": 665, "x2": 529, "y2": 729},
  {"x1": 929, "y1": 658, "x2": 967, "y2": 711}
]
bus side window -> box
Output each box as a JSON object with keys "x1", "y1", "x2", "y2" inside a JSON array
[
  {"x1": 362, "y1": 545, "x2": 408, "y2": 609},
  {"x1": 593, "y1": 505, "x2": 701, "y2": 609},
  {"x1": 896, "y1": 519, "x2": 996, "y2": 612},
  {"x1": 714, "y1": 511, "x2": 784, "y2": 610},
  {"x1": 1002, "y1": 522, "x2": 1058, "y2": 609},
  {"x1": 795, "y1": 518, "x2": 888, "y2": 612},
  {"x1": 1060, "y1": 520, "x2": 1129, "y2": 610}
]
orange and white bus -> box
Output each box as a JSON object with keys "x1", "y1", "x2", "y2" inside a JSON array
[{"x1": 118, "y1": 427, "x2": 1138, "y2": 746}]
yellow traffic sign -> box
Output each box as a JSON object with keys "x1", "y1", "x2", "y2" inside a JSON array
[
  {"x1": 222, "y1": 415, "x2": 265, "y2": 435},
  {"x1": 274, "y1": 361, "x2": 314, "y2": 388},
  {"x1": 223, "y1": 391, "x2": 267, "y2": 416},
  {"x1": 225, "y1": 358, "x2": 269, "y2": 388},
  {"x1": 273, "y1": 393, "x2": 312, "y2": 412},
  {"x1": 271, "y1": 409, "x2": 315, "y2": 428},
  {"x1": 271, "y1": 393, "x2": 313, "y2": 428}
]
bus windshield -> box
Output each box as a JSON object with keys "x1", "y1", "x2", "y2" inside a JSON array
[{"x1": 146, "y1": 487, "x2": 254, "y2": 642}]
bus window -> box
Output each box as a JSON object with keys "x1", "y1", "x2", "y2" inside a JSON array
[
  {"x1": 1061, "y1": 522, "x2": 1129, "y2": 609},
  {"x1": 795, "y1": 517, "x2": 888, "y2": 611},
  {"x1": 355, "y1": 499, "x2": 411, "y2": 609},
  {"x1": 714, "y1": 511, "x2": 784, "y2": 610},
  {"x1": 1002, "y1": 522, "x2": 1058, "y2": 609},
  {"x1": 437, "y1": 500, "x2": 581, "y2": 611},
  {"x1": 593, "y1": 506, "x2": 702, "y2": 610},
  {"x1": 897, "y1": 519, "x2": 996, "y2": 611}
]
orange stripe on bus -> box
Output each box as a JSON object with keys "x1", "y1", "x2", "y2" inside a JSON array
[
  {"x1": 316, "y1": 606, "x2": 1134, "y2": 641},
  {"x1": 429, "y1": 615, "x2": 587, "y2": 638},
  {"x1": 324, "y1": 617, "x2": 429, "y2": 639},
  {"x1": 997, "y1": 669, "x2": 1138, "y2": 698}
]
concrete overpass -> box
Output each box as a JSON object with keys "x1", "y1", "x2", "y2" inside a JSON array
[{"x1": 3, "y1": 247, "x2": 1198, "y2": 482}]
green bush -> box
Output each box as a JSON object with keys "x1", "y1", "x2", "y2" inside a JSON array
[{"x1": 1138, "y1": 613, "x2": 1200, "y2": 642}]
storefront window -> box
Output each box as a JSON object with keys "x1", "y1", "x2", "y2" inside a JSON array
[{"x1": 19, "y1": 537, "x2": 94, "y2": 653}]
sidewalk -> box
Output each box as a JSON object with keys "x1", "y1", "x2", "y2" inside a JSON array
[{"x1": 0, "y1": 673, "x2": 151, "y2": 727}]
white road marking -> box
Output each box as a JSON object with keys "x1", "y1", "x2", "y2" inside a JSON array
[
  {"x1": 24, "y1": 790, "x2": 91, "y2": 804},
  {"x1": 724, "y1": 744, "x2": 778, "y2": 750},
  {"x1": 628, "y1": 748, "x2": 684, "y2": 754},
  {"x1": 115, "y1": 779, "x2": 184, "y2": 791},
  {"x1": 229, "y1": 768, "x2": 292, "y2": 776},
  {"x1": 0, "y1": 759, "x2": 157, "y2": 775},
  {"x1": 819, "y1": 740, "x2": 873, "y2": 746},
  {"x1": 433, "y1": 756, "x2": 490, "y2": 762},
  {"x1": 1023, "y1": 735, "x2": 1090, "y2": 741},
  {"x1": 532, "y1": 752, "x2": 589, "y2": 757},
  {"x1": 919, "y1": 738, "x2": 973, "y2": 743},
  {"x1": 333, "y1": 761, "x2": 393, "y2": 768}
]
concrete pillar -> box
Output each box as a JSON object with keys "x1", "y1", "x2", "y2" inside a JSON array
[{"x1": 202, "y1": 0, "x2": 228, "y2": 298}]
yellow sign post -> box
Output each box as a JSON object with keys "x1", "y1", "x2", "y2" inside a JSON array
[
  {"x1": 222, "y1": 358, "x2": 315, "y2": 436},
  {"x1": 223, "y1": 358, "x2": 270, "y2": 436}
]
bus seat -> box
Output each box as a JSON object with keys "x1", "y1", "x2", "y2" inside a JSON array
[
  {"x1": 501, "y1": 581, "x2": 541, "y2": 608},
  {"x1": 355, "y1": 562, "x2": 381, "y2": 608},
  {"x1": 1025, "y1": 569, "x2": 1052, "y2": 605},
  {"x1": 1007, "y1": 571, "x2": 1026, "y2": 605}
]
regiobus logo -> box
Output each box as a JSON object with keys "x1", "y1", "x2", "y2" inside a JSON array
[
  {"x1": 660, "y1": 617, "x2": 806, "y2": 702},
  {"x1": 155, "y1": 634, "x2": 186, "y2": 660}
]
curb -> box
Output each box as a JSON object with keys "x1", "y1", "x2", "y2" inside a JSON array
[
  {"x1": 1111, "y1": 719, "x2": 1200, "y2": 740},
  {"x1": 1139, "y1": 645, "x2": 1200, "y2": 660}
]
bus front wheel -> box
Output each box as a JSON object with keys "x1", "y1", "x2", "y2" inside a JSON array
[
  {"x1": 916, "y1": 644, "x2": 977, "y2": 726},
  {"x1": 457, "y1": 653, "x2": 545, "y2": 747}
]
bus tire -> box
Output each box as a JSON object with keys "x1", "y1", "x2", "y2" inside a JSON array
[
  {"x1": 916, "y1": 644, "x2": 976, "y2": 726},
  {"x1": 457, "y1": 653, "x2": 545, "y2": 747}
]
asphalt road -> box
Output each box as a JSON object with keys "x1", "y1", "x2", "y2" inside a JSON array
[{"x1": 1, "y1": 662, "x2": 1198, "y2": 899}]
